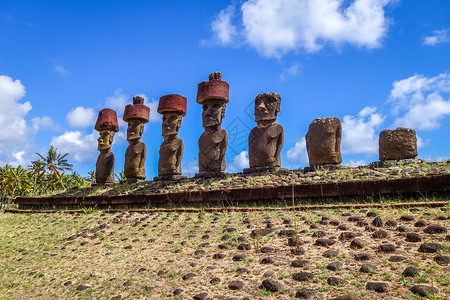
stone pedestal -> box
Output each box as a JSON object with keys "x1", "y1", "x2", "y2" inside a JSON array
[{"x1": 305, "y1": 117, "x2": 342, "y2": 167}]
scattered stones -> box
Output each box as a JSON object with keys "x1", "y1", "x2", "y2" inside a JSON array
[
  {"x1": 228, "y1": 280, "x2": 245, "y2": 290},
  {"x1": 372, "y1": 230, "x2": 388, "y2": 239},
  {"x1": 327, "y1": 261, "x2": 343, "y2": 271},
  {"x1": 260, "y1": 257, "x2": 274, "y2": 264},
  {"x1": 337, "y1": 224, "x2": 351, "y2": 231},
  {"x1": 260, "y1": 246, "x2": 276, "y2": 253},
  {"x1": 433, "y1": 255, "x2": 450, "y2": 265},
  {"x1": 365, "y1": 281, "x2": 390, "y2": 293},
  {"x1": 279, "y1": 229, "x2": 296, "y2": 237},
  {"x1": 385, "y1": 220, "x2": 397, "y2": 227},
  {"x1": 288, "y1": 236, "x2": 305, "y2": 247},
  {"x1": 372, "y1": 217, "x2": 383, "y2": 227},
  {"x1": 414, "y1": 220, "x2": 427, "y2": 227},
  {"x1": 292, "y1": 272, "x2": 314, "y2": 282},
  {"x1": 237, "y1": 243, "x2": 251, "y2": 250},
  {"x1": 350, "y1": 238, "x2": 366, "y2": 249},
  {"x1": 210, "y1": 277, "x2": 220, "y2": 284},
  {"x1": 173, "y1": 289, "x2": 183, "y2": 296},
  {"x1": 193, "y1": 292, "x2": 209, "y2": 300},
  {"x1": 291, "y1": 248, "x2": 306, "y2": 255},
  {"x1": 406, "y1": 233, "x2": 422, "y2": 242},
  {"x1": 360, "y1": 264, "x2": 377, "y2": 273},
  {"x1": 388, "y1": 255, "x2": 406, "y2": 262},
  {"x1": 322, "y1": 249, "x2": 339, "y2": 258},
  {"x1": 314, "y1": 238, "x2": 336, "y2": 247},
  {"x1": 418, "y1": 243, "x2": 441, "y2": 253},
  {"x1": 410, "y1": 285, "x2": 439, "y2": 297},
  {"x1": 311, "y1": 231, "x2": 326, "y2": 238},
  {"x1": 213, "y1": 253, "x2": 225, "y2": 259},
  {"x1": 295, "y1": 288, "x2": 316, "y2": 299},
  {"x1": 378, "y1": 244, "x2": 396, "y2": 253},
  {"x1": 291, "y1": 260, "x2": 310, "y2": 268},
  {"x1": 400, "y1": 215, "x2": 414, "y2": 221},
  {"x1": 354, "y1": 253, "x2": 372, "y2": 261},
  {"x1": 63, "y1": 281, "x2": 72, "y2": 286},
  {"x1": 260, "y1": 279, "x2": 284, "y2": 292},
  {"x1": 396, "y1": 225, "x2": 409, "y2": 232},
  {"x1": 76, "y1": 285, "x2": 91, "y2": 291},
  {"x1": 339, "y1": 231, "x2": 357, "y2": 241},
  {"x1": 182, "y1": 273, "x2": 197, "y2": 280},
  {"x1": 328, "y1": 277, "x2": 347, "y2": 286},
  {"x1": 402, "y1": 266, "x2": 420, "y2": 277},
  {"x1": 424, "y1": 225, "x2": 447, "y2": 234},
  {"x1": 232, "y1": 254, "x2": 247, "y2": 261}
]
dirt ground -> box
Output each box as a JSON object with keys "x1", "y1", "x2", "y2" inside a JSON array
[{"x1": 0, "y1": 205, "x2": 449, "y2": 299}]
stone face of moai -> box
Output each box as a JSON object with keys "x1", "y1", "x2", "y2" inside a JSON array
[
  {"x1": 248, "y1": 92, "x2": 284, "y2": 168},
  {"x1": 157, "y1": 94, "x2": 187, "y2": 176},
  {"x1": 197, "y1": 72, "x2": 229, "y2": 173},
  {"x1": 305, "y1": 117, "x2": 342, "y2": 166},
  {"x1": 123, "y1": 96, "x2": 149, "y2": 180},
  {"x1": 379, "y1": 127, "x2": 418, "y2": 161},
  {"x1": 94, "y1": 108, "x2": 119, "y2": 184}
]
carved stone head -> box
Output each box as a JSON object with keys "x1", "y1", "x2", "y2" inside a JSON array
[
  {"x1": 254, "y1": 92, "x2": 281, "y2": 123},
  {"x1": 162, "y1": 111, "x2": 182, "y2": 136},
  {"x1": 98, "y1": 130, "x2": 115, "y2": 151},
  {"x1": 127, "y1": 119, "x2": 144, "y2": 142},
  {"x1": 202, "y1": 98, "x2": 226, "y2": 127}
]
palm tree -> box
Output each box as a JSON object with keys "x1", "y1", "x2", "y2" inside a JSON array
[
  {"x1": 28, "y1": 159, "x2": 45, "y2": 195},
  {"x1": 36, "y1": 146, "x2": 73, "y2": 192}
]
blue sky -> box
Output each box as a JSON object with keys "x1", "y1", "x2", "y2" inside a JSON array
[{"x1": 0, "y1": 0, "x2": 449, "y2": 178}]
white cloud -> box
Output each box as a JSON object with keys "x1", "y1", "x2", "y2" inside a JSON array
[
  {"x1": 66, "y1": 106, "x2": 96, "y2": 128},
  {"x1": 182, "y1": 159, "x2": 199, "y2": 177},
  {"x1": 211, "y1": 5, "x2": 237, "y2": 45},
  {"x1": 51, "y1": 131, "x2": 97, "y2": 163},
  {"x1": 344, "y1": 159, "x2": 369, "y2": 167},
  {"x1": 210, "y1": 0, "x2": 392, "y2": 58},
  {"x1": 105, "y1": 89, "x2": 128, "y2": 114},
  {"x1": 138, "y1": 93, "x2": 160, "y2": 123},
  {"x1": 226, "y1": 151, "x2": 249, "y2": 172},
  {"x1": 286, "y1": 137, "x2": 308, "y2": 166},
  {"x1": 32, "y1": 116, "x2": 57, "y2": 131},
  {"x1": 0, "y1": 75, "x2": 35, "y2": 166},
  {"x1": 423, "y1": 28, "x2": 450, "y2": 46},
  {"x1": 280, "y1": 63, "x2": 301, "y2": 80},
  {"x1": 341, "y1": 107, "x2": 385, "y2": 155},
  {"x1": 54, "y1": 65, "x2": 70, "y2": 76},
  {"x1": 389, "y1": 73, "x2": 450, "y2": 130}
]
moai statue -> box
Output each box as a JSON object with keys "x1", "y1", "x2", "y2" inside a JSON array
[
  {"x1": 196, "y1": 72, "x2": 229, "y2": 177},
  {"x1": 379, "y1": 127, "x2": 418, "y2": 161},
  {"x1": 154, "y1": 94, "x2": 187, "y2": 180},
  {"x1": 305, "y1": 117, "x2": 342, "y2": 168},
  {"x1": 94, "y1": 108, "x2": 119, "y2": 184},
  {"x1": 244, "y1": 92, "x2": 284, "y2": 174},
  {"x1": 123, "y1": 96, "x2": 150, "y2": 182}
]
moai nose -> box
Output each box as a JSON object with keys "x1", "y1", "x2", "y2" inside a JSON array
[{"x1": 257, "y1": 102, "x2": 267, "y2": 112}]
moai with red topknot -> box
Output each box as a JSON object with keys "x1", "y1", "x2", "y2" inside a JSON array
[
  {"x1": 94, "y1": 108, "x2": 119, "y2": 184},
  {"x1": 123, "y1": 96, "x2": 150, "y2": 182},
  {"x1": 196, "y1": 72, "x2": 229, "y2": 177},
  {"x1": 154, "y1": 94, "x2": 187, "y2": 180},
  {"x1": 244, "y1": 92, "x2": 285, "y2": 174}
]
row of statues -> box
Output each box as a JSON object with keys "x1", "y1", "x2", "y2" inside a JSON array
[{"x1": 94, "y1": 72, "x2": 419, "y2": 184}]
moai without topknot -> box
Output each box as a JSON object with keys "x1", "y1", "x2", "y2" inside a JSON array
[
  {"x1": 379, "y1": 127, "x2": 418, "y2": 162},
  {"x1": 123, "y1": 96, "x2": 150, "y2": 182},
  {"x1": 94, "y1": 108, "x2": 119, "y2": 184},
  {"x1": 196, "y1": 72, "x2": 229, "y2": 177},
  {"x1": 305, "y1": 117, "x2": 342, "y2": 169},
  {"x1": 244, "y1": 92, "x2": 284, "y2": 174},
  {"x1": 154, "y1": 94, "x2": 187, "y2": 181}
]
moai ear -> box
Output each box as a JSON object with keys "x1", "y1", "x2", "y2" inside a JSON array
[{"x1": 221, "y1": 103, "x2": 226, "y2": 119}]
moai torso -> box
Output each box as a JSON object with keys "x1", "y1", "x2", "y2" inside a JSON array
[
  {"x1": 95, "y1": 151, "x2": 115, "y2": 184},
  {"x1": 158, "y1": 138, "x2": 183, "y2": 175},
  {"x1": 198, "y1": 128, "x2": 227, "y2": 172},
  {"x1": 248, "y1": 123, "x2": 284, "y2": 168},
  {"x1": 124, "y1": 142, "x2": 146, "y2": 179}
]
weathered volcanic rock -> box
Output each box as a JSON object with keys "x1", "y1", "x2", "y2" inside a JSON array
[
  {"x1": 291, "y1": 260, "x2": 310, "y2": 268},
  {"x1": 406, "y1": 233, "x2": 422, "y2": 242},
  {"x1": 322, "y1": 249, "x2": 339, "y2": 258},
  {"x1": 339, "y1": 232, "x2": 357, "y2": 241},
  {"x1": 410, "y1": 285, "x2": 439, "y2": 297},
  {"x1": 372, "y1": 230, "x2": 388, "y2": 239},
  {"x1": 402, "y1": 266, "x2": 420, "y2": 277},
  {"x1": 389, "y1": 255, "x2": 407, "y2": 262},
  {"x1": 292, "y1": 272, "x2": 314, "y2": 282},
  {"x1": 328, "y1": 277, "x2": 347, "y2": 286},
  {"x1": 433, "y1": 255, "x2": 450, "y2": 265},
  {"x1": 379, "y1": 127, "x2": 417, "y2": 161},
  {"x1": 327, "y1": 261, "x2": 343, "y2": 271},
  {"x1": 350, "y1": 238, "x2": 366, "y2": 249},
  {"x1": 295, "y1": 288, "x2": 316, "y2": 299},
  {"x1": 366, "y1": 282, "x2": 390, "y2": 293},
  {"x1": 378, "y1": 244, "x2": 396, "y2": 253},
  {"x1": 314, "y1": 238, "x2": 336, "y2": 247},
  {"x1": 228, "y1": 280, "x2": 244, "y2": 290},
  {"x1": 418, "y1": 243, "x2": 441, "y2": 253},
  {"x1": 424, "y1": 225, "x2": 447, "y2": 234},
  {"x1": 354, "y1": 253, "x2": 372, "y2": 261},
  {"x1": 260, "y1": 279, "x2": 284, "y2": 292},
  {"x1": 305, "y1": 117, "x2": 342, "y2": 166},
  {"x1": 360, "y1": 264, "x2": 377, "y2": 273}
]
